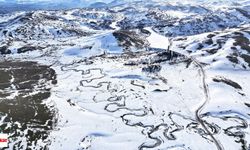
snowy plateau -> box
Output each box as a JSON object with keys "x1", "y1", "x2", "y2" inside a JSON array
[{"x1": 0, "y1": 0, "x2": 250, "y2": 150}]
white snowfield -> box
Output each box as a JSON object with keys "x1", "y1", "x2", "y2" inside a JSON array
[
  {"x1": 0, "y1": 1, "x2": 250, "y2": 150},
  {"x1": 145, "y1": 27, "x2": 170, "y2": 50}
]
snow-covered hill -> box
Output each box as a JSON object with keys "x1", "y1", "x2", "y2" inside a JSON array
[{"x1": 0, "y1": 1, "x2": 250, "y2": 150}]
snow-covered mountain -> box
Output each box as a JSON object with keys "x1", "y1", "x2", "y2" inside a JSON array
[{"x1": 0, "y1": 1, "x2": 250, "y2": 150}]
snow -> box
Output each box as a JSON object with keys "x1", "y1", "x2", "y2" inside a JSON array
[
  {"x1": 3, "y1": 24, "x2": 250, "y2": 149},
  {"x1": 145, "y1": 27, "x2": 170, "y2": 50},
  {"x1": 1, "y1": 1, "x2": 250, "y2": 150},
  {"x1": 46, "y1": 57, "x2": 211, "y2": 149}
]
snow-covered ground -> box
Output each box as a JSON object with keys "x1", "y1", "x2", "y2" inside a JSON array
[{"x1": 0, "y1": 1, "x2": 250, "y2": 150}]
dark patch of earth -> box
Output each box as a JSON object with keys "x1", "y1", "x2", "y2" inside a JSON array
[
  {"x1": 213, "y1": 77, "x2": 242, "y2": 90},
  {"x1": 0, "y1": 61, "x2": 57, "y2": 150}
]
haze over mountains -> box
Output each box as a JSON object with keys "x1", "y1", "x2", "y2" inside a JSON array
[
  {"x1": 0, "y1": 0, "x2": 120, "y2": 13},
  {"x1": 0, "y1": 0, "x2": 249, "y2": 12}
]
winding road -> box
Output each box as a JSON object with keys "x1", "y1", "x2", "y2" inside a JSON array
[
  {"x1": 164, "y1": 34, "x2": 224, "y2": 150},
  {"x1": 192, "y1": 58, "x2": 224, "y2": 150}
]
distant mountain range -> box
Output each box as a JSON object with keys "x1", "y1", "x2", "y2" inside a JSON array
[{"x1": 1, "y1": 0, "x2": 250, "y2": 13}]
